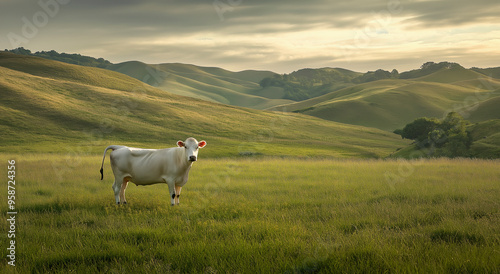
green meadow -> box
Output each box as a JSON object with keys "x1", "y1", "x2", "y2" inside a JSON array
[{"x1": 1, "y1": 154, "x2": 499, "y2": 273}]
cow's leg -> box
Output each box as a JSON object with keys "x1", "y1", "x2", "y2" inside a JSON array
[
  {"x1": 175, "y1": 185, "x2": 182, "y2": 205},
  {"x1": 120, "y1": 177, "x2": 130, "y2": 205},
  {"x1": 167, "y1": 181, "x2": 176, "y2": 206},
  {"x1": 112, "y1": 179, "x2": 121, "y2": 204}
]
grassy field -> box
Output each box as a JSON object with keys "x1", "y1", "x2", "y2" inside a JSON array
[{"x1": 1, "y1": 154, "x2": 499, "y2": 273}]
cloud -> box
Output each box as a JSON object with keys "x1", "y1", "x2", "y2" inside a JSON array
[
  {"x1": 1, "y1": 0, "x2": 499, "y2": 73},
  {"x1": 402, "y1": 0, "x2": 500, "y2": 28}
]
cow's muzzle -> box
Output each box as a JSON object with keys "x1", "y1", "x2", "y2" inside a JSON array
[{"x1": 189, "y1": 156, "x2": 197, "y2": 162}]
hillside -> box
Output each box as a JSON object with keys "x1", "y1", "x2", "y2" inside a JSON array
[
  {"x1": 468, "y1": 120, "x2": 500, "y2": 158},
  {"x1": 107, "y1": 61, "x2": 293, "y2": 110},
  {"x1": 109, "y1": 59, "x2": 500, "y2": 133},
  {"x1": 275, "y1": 67, "x2": 500, "y2": 131},
  {"x1": 0, "y1": 52, "x2": 409, "y2": 157},
  {"x1": 257, "y1": 68, "x2": 362, "y2": 101},
  {"x1": 472, "y1": 67, "x2": 500, "y2": 79},
  {"x1": 5, "y1": 49, "x2": 499, "y2": 138}
]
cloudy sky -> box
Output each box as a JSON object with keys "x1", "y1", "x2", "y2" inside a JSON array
[{"x1": 1, "y1": 0, "x2": 499, "y2": 73}]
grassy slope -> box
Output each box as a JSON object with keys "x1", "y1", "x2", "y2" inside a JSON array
[
  {"x1": 107, "y1": 63, "x2": 363, "y2": 110},
  {"x1": 15, "y1": 51, "x2": 499, "y2": 127},
  {"x1": 1, "y1": 155, "x2": 498, "y2": 273},
  {"x1": 0, "y1": 52, "x2": 408, "y2": 157},
  {"x1": 417, "y1": 66, "x2": 486, "y2": 83},
  {"x1": 108, "y1": 60, "x2": 500, "y2": 134},
  {"x1": 471, "y1": 66, "x2": 500, "y2": 79},
  {"x1": 276, "y1": 67, "x2": 500, "y2": 131},
  {"x1": 466, "y1": 94, "x2": 500, "y2": 122},
  {"x1": 107, "y1": 61, "x2": 293, "y2": 110},
  {"x1": 468, "y1": 120, "x2": 500, "y2": 158}
]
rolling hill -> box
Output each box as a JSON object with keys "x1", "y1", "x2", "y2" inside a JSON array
[
  {"x1": 3, "y1": 49, "x2": 499, "y2": 159},
  {"x1": 106, "y1": 58, "x2": 500, "y2": 133},
  {"x1": 275, "y1": 66, "x2": 500, "y2": 131},
  {"x1": 468, "y1": 119, "x2": 500, "y2": 158},
  {"x1": 107, "y1": 61, "x2": 294, "y2": 110},
  {"x1": 106, "y1": 61, "x2": 371, "y2": 108},
  {"x1": 0, "y1": 52, "x2": 409, "y2": 158},
  {"x1": 7, "y1": 50, "x2": 499, "y2": 134}
]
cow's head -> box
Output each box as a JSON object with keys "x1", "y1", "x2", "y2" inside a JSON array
[{"x1": 177, "y1": 138, "x2": 207, "y2": 162}]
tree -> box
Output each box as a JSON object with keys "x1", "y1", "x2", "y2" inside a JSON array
[
  {"x1": 393, "y1": 128, "x2": 404, "y2": 136},
  {"x1": 441, "y1": 112, "x2": 468, "y2": 133},
  {"x1": 6, "y1": 47, "x2": 32, "y2": 55},
  {"x1": 442, "y1": 132, "x2": 472, "y2": 157},
  {"x1": 259, "y1": 77, "x2": 272, "y2": 88},
  {"x1": 420, "y1": 62, "x2": 436, "y2": 70},
  {"x1": 398, "y1": 112, "x2": 473, "y2": 157},
  {"x1": 427, "y1": 128, "x2": 447, "y2": 147},
  {"x1": 401, "y1": 117, "x2": 441, "y2": 141},
  {"x1": 4, "y1": 48, "x2": 112, "y2": 68}
]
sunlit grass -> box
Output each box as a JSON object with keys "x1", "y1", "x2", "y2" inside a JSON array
[{"x1": 0, "y1": 155, "x2": 498, "y2": 272}]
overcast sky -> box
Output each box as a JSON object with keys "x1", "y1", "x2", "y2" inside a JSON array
[{"x1": 1, "y1": 0, "x2": 499, "y2": 73}]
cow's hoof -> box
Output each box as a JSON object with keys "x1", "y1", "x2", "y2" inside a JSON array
[
  {"x1": 123, "y1": 201, "x2": 127, "y2": 205},
  {"x1": 116, "y1": 202, "x2": 120, "y2": 205}
]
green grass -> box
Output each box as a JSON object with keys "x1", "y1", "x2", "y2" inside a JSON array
[{"x1": 1, "y1": 154, "x2": 499, "y2": 273}]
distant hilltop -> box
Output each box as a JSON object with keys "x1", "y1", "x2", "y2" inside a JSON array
[
  {"x1": 3, "y1": 47, "x2": 112, "y2": 68},
  {"x1": 4, "y1": 47, "x2": 499, "y2": 78}
]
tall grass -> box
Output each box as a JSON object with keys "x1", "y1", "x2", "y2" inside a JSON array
[{"x1": 1, "y1": 154, "x2": 499, "y2": 273}]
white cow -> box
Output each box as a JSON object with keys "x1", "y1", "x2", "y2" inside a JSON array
[{"x1": 99, "y1": 138, "x2": 206, "y2": 205}]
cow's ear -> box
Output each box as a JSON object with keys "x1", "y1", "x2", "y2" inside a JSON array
[
  {"x1": 177, "y1": 141, "x2": 185, "y2": 147},
  {"x1": 198, "y1": 140, "x2": 207, "y2": 148}
]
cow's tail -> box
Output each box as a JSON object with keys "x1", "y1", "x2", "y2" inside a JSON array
[{"x1": 100, "y1": 145, "x2": 123, "y2": 180}]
